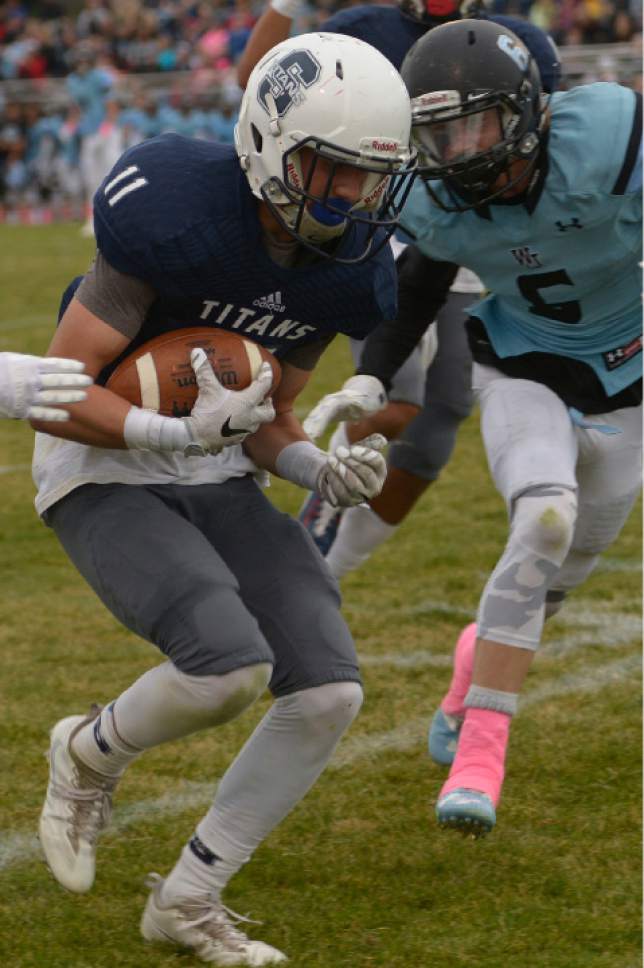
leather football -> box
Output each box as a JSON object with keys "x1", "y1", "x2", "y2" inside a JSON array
[{"x1": 106, "y1": 327, "x2": 281, "y2": 417}]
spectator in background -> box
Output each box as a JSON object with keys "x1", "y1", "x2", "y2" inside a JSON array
[
  {"x1": 209, "y1": 100, "x2": 236, "y2": 143},
  {"x1": 119, "y1": 91, "x2": 160, "y2": 146},
  {"x1": 76, "y1": 0, "x2": 112, "y2": 40},
  {"x1": 56, "y1": 103, "x2": 84, "y2": 201},
  {"x1": 31, "y1": 0, "x2": 65, "y2": 19},
  {"x1": 0, "y1": 100, "x2": 25, "y2": 200},
  {"x1": 227, "y1": 4, "x2": 255, "y2": 60},
  {"x1": 0, "y1": 1, "x2": 27, "y2": 44},
  {"x1": 0, "y1": 0, "x2": 640, "y2": 220},
  {"x1": 66, "y1": 44, "x2": 120, "y2": 237}
]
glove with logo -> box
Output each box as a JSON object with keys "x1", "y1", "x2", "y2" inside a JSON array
[
  {"x1": 317, "y1": 433, "x2": 387, "y2": 507},
  {"x1": 0, "y1": 352, "x2": 92, "y2": 421},
  {"x1": 183, "y1": 348, "x2": 276, "y2": 455},
  {"x1": 302, "y1": 375, "x2": 387, "y2": 440},
  {"x1": 123, "y1": 348, "x2": 275, "y2": 456}
]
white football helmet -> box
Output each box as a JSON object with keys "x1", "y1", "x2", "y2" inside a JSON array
[{"x1": 235, "y1": 32, "x2": 416, "y2": 263}]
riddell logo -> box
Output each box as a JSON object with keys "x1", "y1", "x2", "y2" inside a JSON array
[
  {"x1": 417, "y1": 91, "x2": 453, "y2": 107},
  {"x1": 253, "y1": 291, "x2": 286, "y2": 312},
  {"x1": 371, "y1": 140, "x2": 397, "y2": 152}
]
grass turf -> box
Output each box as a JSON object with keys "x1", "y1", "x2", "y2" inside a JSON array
[{"x1": 0, "y1": 225, "x2": 640, "y2": 968}]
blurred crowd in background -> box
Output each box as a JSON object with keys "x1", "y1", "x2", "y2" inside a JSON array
[{"x1": 0, "y1": 0, "x2": 642, "y2": 223}]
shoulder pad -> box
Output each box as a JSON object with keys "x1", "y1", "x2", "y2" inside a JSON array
[{"x1": 93, "y1": 135, "x2": 240, "y2": 277}]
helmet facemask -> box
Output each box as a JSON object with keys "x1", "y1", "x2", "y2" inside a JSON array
[
  {"x1": 259, "y1": 134, "x2": 416, "y2": 262},
  {"x1": 401, "y1": 20, "x2": 547, "y2": 213},
  {"x1": 412, "y1": 86, "x2": 542, "y2": 211}
]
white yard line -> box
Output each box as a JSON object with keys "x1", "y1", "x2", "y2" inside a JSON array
[
  {"x1": 360, "y1": 650, "x2": 452, "y2": 669},
  {"x1": 0, "y1": 652, "x2": 639, "y2": 873},
  {"x1": 399, "y1": 600, "x2": 475, "y2": 619},
  {"x1": 0, "y1": 463, "x2": 31, "y2": 476},
  {"x1": 360, "y1": 600, "x2": 640, "y2": 667},
  {"x1": 331, "y1": 653, "x2": 641, "y2": 770},
  {"x1": 595, "y1": 557, "x2": 642, "y2": 573}
]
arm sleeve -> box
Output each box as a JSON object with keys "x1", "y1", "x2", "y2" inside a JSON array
[
  {"x1": 356, "y1": 246, "x2": 458, "y2": 389},
  {"x1": 74, "y1": 251, "x2": 156, "y2": 340}
]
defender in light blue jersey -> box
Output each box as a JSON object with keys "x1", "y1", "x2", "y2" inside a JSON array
[
  {"x1": 307, "y1": 19, "x2": 642, "y2": 837},
  {"x1": 401, "y1": 82, "x2": 641, "y2": 401}
]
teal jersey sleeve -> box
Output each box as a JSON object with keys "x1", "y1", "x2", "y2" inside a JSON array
[{"x1": 400, "y1": 84, "x2": 643, "y2": 397}]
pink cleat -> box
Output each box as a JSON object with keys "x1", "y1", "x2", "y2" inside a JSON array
[{"x1": 435, "y1": 708, "x2": 511, "y2": 837}]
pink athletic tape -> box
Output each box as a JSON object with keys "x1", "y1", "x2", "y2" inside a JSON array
[
  {"x1": 440, "y1": 622, "x2": 477, "y2": 718},
  {"x1": 439, "y1": 707, "x2": 511, "y2": 807}
]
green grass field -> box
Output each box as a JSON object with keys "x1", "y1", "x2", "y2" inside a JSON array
[{"x1": 0, "y1": 225, "x2": 641, "y2": 968}]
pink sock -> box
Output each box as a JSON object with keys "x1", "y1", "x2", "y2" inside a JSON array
[
  {"x1": 440, "y1": 622, "x2": 477, "y2": 718},
  {"x1": 439, "y1": 707, "x2": 511, "y2": 807}
]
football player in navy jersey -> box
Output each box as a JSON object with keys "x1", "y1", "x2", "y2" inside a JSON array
[
  {"x1": 306, "y1": 21, "x2": 642, "y2": 836},
  {"x1": 35, "y1": 33, "x2": 415, "y2": 966},
  {"x1": 238, "y1": 0, "x2": 562, "y2": 579},
  {"x1": 0, "y1": 352, "x2": 91, "y2": 421}
]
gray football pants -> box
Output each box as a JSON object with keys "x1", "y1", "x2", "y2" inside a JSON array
[{"x1": 45, "y1": 478, "x2": 360, "y2": 695}]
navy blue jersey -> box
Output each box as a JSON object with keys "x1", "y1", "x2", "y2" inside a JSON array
[
  {"x1": 323, "y1": 6, "x2": 560, "y2": 93},
  {"x1": 92, "y1": 135, "x2": 397, "y2": 368}
]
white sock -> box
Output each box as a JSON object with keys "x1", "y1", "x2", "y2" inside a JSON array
[
  {"x1": 326, "y1": 504, "x2": 398, "y2": 579},
  {"x1": 71, "y1": 703, "x2": 143, "y2": 778},
  {"x1": 161, "y1": 681, "x2": 363, "y2": 902},
  {"x1": 327, "y1": 422, "x2": 349, "y2": 454}
]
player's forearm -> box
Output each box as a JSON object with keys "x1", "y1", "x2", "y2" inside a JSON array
[
  {"x1": 237, "y1": 6, "x2": 295, "y2": 89},
  {"x1": 29, "y1": 384, "x2": 132, "y2": 447},
  {"x1": 243, "y1": 408, "x2": 309, "y2": 474},
  {"x1": 357, "y1": 251, "x2": 458, "y2": 388}
]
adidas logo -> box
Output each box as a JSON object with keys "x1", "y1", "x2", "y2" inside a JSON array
[{"x1": 253, "y1": 291, "x2": 286, "y2": 313}]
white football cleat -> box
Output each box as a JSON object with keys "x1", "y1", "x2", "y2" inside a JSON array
[
  {"x1": 39, "y1": 709, "x2": 117, "y2": 893},
  {"x1": 141, "y1": 873, "x2": 288, "y2": 965}
]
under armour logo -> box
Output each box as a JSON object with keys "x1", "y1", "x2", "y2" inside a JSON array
[
  {"x1": 510, "y1": 246, "x2": 542, "y2": 268},
  {"x1": 603, "y1": 335, "x2": 642, "y2": 370},
  {"x1": 555, "y1": 218, "x2": 583, "y2": 232}
]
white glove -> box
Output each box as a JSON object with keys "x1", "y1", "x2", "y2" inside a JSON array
[
  {"x1": 303, "y1": 375, "x2": 387, "y2": 440},
  {"x1": 182, "y1": 348, "x2": 276, "y2": 456},
  {"x1": 0, "y1": 352, "x2": 92, "y2": 421},
  {"x1": 317, "y1": 433, "x2": 387, "y2": 507},
  {"x1": 270, "y1": 0, "x2": 302, "y2": 16}
]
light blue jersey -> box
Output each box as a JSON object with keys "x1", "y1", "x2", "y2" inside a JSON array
[
  {"x1": 66, "y1": 68, "x2": 114, "y2": 136},
  {"x1": 400, "y1": 83, "x2": 642, "y2": 396}
]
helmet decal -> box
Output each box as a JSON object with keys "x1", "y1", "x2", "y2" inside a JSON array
[
  {"x1": 257, "y1": 49, "x2": 322, "y2": 118},
  {"x1": 497, "y1": 33, "x2": 529, "y2": 72},
  {"x1": 237, "y1": 33, "x2": 416, "y2": 263}
]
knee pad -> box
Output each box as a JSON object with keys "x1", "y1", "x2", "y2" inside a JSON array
[
  {"x1": 165, "y1": 661, "x2": 273, "y2": 730},
  {"x1": 511, "y1": 485, "x2": 577, "y2": 562},
  {"x1": 279, "y1": 681, "x2": 364, "y2": 741},
  {"x1": 478, "y1": 485, "x2": 577, "y2": 650}
]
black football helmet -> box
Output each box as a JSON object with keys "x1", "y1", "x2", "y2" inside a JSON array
[{"x1": 401, "y1": 19, "x2": 547, "y2": 211}]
